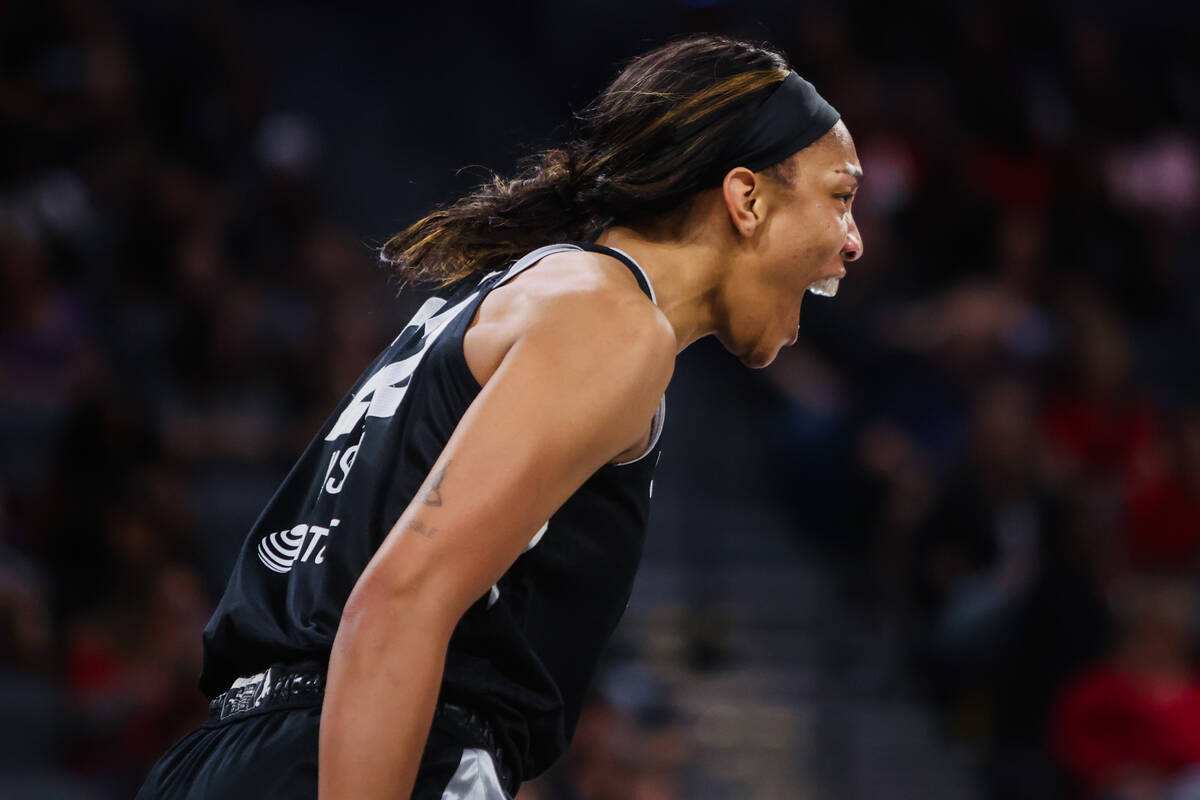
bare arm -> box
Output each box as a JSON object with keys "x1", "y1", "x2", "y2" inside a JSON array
[{"x1": 318, "y1": 287, "x2": 674, "y2": 799}]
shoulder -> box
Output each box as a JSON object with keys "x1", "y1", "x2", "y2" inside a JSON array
[
  {"x1": 465, "y1": 248, "x2": 676, "y2": 388},
  {"x1": 525, "y1": 249, "x2": 672, "y2": 347}
]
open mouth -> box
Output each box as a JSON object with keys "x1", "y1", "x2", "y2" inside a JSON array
[
  {"x1": 806, "y1": 266, "x2": 848, "y2": 298},
  {"x1": 806, "y1": 277, "x2": 840, "y2": 297}
]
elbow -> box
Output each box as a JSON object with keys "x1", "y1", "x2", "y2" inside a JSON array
[{"x1": 339, "y1": 566, "x2": 463, "y2": 645}]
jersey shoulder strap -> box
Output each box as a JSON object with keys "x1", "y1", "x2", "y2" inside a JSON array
[
  {"x1": 574, "y1": 242, "x2": 657, "y2": 305},
  {"x1": 485, "y1": 242, "x2": 658, "y2": 307}
]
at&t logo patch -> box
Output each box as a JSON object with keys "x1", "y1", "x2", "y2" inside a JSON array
[{"x1": 258, "y1": 518, "x2": 340, "y2": 573}]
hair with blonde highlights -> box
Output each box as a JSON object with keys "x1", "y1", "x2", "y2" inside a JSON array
[{"x1": 381, "y1": 35, "x2": 791, "y2": 288}]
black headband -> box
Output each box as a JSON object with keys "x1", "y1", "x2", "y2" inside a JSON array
[{"x1": 708, "y1": 71, "x2": 841, "y2": 185}]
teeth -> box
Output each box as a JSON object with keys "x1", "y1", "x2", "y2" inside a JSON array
[{"x1": 807, "y1": 277, "x2": 840, "y2": 297}]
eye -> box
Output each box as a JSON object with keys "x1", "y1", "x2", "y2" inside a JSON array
[{"x1": 835, "y1": 192, "x2": 855, "y2": 205}]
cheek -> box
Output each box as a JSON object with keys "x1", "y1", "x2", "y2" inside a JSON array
[
  {"x1": 800, "y1": 207, "x2": 844, "y2": 251},
  {"x1": 821, "y1": 209, "x2": 849, "y2": 247},
  {"x1": 788, "y1": 220, "x2": 839, "y2": 271},
  {"x1": 766, "y1": 207, "x2": 844, "y2": 288}
]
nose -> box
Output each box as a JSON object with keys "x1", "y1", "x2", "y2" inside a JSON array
[{"x1": 842, "y1": 215, "x2": 863, "y2": 262}]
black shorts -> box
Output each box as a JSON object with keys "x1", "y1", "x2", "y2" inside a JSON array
[{"x1": 135, "y1": 701, "x2": 515, "y2": 799}]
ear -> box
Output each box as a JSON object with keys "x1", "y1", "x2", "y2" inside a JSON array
[{"x1": 721, "y1": 167, "x2": 764, "y2": 238}]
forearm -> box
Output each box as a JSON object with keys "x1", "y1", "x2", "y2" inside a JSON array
[{"x1": 318, "y1": 592, "x2": 454, "y2": 799}]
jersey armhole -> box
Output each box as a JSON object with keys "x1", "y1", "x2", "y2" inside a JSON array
[
  {"x1": 611, "y1": 395, "x2": 667, "y2": 467},
  {"x1": 449, "y1": 328, "x2": 486, "y2": 395}
]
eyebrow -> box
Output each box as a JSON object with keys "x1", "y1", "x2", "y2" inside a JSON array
[{"x1": 837, "y1": 167, "x2": 864, "y2": 186}]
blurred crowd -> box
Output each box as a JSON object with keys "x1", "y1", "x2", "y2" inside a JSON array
[
  {"x1": 1, "y1": 0, "x2": 1198, "y2": 798},
  {"x1": 759, "y1": 4, "x2": 1200, "y2": 798}
]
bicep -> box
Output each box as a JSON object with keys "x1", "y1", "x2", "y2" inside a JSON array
[{"x1": 349, "y1": 297, "x2": 672, "y2": 624}]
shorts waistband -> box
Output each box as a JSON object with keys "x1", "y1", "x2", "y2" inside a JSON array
[
  {"x1": 207, "y1": 666, "x2": 325, "y2": 722},
  {"x1": 206, "y1": 667, "x2": 517, "y2": 793}
]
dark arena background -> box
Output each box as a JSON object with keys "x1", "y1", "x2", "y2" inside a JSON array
[{"x1": 2, "y1": 1, "x2": 1199, "y2": 798}]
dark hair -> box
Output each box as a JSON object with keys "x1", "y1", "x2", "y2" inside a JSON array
[{"x1": 381, "y1": 34, "x2": 792, "y2": 288}]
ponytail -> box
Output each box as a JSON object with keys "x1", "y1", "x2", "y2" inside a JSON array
[
  {"x1": 381, "y1": 35, "x2": 791, "y2": 288},
  {"x1": 380, "y1": 146, "x2": 606, "y2": 289}
]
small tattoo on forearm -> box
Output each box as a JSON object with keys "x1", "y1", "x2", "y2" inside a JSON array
[
  {"x1": 407, "y1": 520, "x2": 438, "y2": 539},
  {"x1": 420, "y1": 461, "x2": 450, "y2": 507}
]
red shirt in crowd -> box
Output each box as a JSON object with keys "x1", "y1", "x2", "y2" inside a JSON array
[
  {"x1": 1041, "y1": 395, "x2": 1158, "y2": 478},
  {"x1": 1052, "y1": 663, "x2": 1200, "y2": 795}
]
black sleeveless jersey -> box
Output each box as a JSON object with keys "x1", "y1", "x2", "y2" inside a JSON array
[{"x1": 199, "y1": 242, "x2": 665, "y2": 779}]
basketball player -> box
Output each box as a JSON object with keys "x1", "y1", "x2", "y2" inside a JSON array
[{"x1": 136, "y1": 34, "x2": 862, "y2": 799}]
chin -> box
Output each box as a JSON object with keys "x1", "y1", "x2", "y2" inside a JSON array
[
  {"x1": 721, "y1": 330, "x2": 783, "y2": 369},
  {"x1": 740, "y1": 345, "x2": 780, "y2": 369}
]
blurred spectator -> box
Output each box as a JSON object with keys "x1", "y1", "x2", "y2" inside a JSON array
[
  {"x1": 1052, "y1": 574, "x2": 1200, "y2": 800},
  {"x1": 0, "y1": 217, "x2": 94, "y2": 495},
  {"x1": 1122, "y1": 407, "x2": 1200, "y2": 571},
  {"x1": 1041, "y1": 292, "x2": 1160, "y2": 490},
  {"x1": 524, "y1": 662, "x2": 691, "y2": 800},
  {"x1": 0, "y1": 482, "x2": 51, "y2": 672},
  {"x1": 65, "y1": 563, "x2": 210, "y2": 796},
  {"x1": 909, "y1": 375, "x2": 1112, "y2": 798},
  {"x1": 915, "y1": 376, "x2": 1058, "y2": 674}
]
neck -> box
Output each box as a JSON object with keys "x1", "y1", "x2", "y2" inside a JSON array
[{"x1": 594, "y1": 223, "x2": 726, "y2": 355}]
